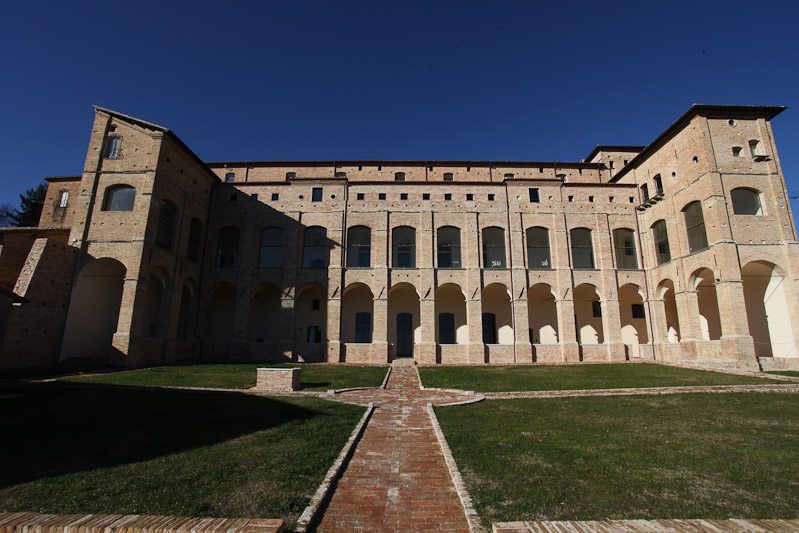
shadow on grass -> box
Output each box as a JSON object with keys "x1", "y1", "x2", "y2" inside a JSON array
[{"x1": 0, "y1": 380, "x2": 317, "y2": 489}]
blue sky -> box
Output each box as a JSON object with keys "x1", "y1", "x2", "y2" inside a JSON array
[{"x1": 1, "y1": 0, "x2": 798, "y2": 213}]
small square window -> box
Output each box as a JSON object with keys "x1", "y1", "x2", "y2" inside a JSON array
[
  {"x1": 357, "y1": 193, "x2": 365, "y2": 200},
  {"x1": 271, "y1": 193, "x2": 279, "y2": 201},
  {"x1": 250, "y1": 193, "x2": 258, "y2": 200},
  {"x1": 224, "y1": 172, "x2": 235, "y2": 183},
  {"x1": 588, "y1": 196, "x2": 594, "y2": 202},
  {"x1": 312, "y1": 299, "x2": 321, "y2": 311},
  {"x1": 488, "y1": 194, "x2": 495, "y2": 201},
  {"x1": 631, "y1": 303, "x2": 645, "y2": 319},
  {"x1": 423, "y1": 193, "x2": 430, "y2": 200},
  {"x1": 395, "y1": 172, "x2": 405, "y2": 182},
  {"x1": 400, "y1": 193, "x2": 408, "y2": 200},
  {"x1": 444, "y1": 193, "x2": 452, "y2": 201},
  {"x1": 568, "y1": 195, "x2": 574, "y2": 202},
  {"x1": 443, "y1": 173, "x2": 454, "y2": 182},
  {"x1": 466, "y1": 193, "x2": 473, "y2": 201},
  {"x1": 312, "y1": 187, "x2": 323, "y2": 202},
  {"x1": 379, "y1": 193, "x2": 386, "y2": 200},
  {"x1": 629, "y1": 196, "x2": 635, "y2": 203},
  {"x1": 609, "y1": 196, "x2": 614, "y2": 202},
  {"x1": 528, "y1": 188, "x2": 540, "y2": 203}
]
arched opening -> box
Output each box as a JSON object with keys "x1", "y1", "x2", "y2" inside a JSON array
[
  {"x1": 101, "y1": 185, "x2": 135, "y2": 211},
  {"x1": 258, "y1": 227, "x2": 284, "y2": 268},
  {"x1": 619, "y1": 284, "x2": 649, "y2": 356},
  {"x1": 247, "y1": 284, "x2": 282, "y2": 344},
  {"x1": 651, "y1": 220, "x2": 671, "y2": 264},
  {"x1": 742, "y1": 261, "x2": 796, "y2": 358},
  {"x1": 435, "y1": 283, "x2": 468, "y2": 344},
  {"x1": 346, "y1": 226, "x2": 371, "y2": 268},
  {"x1": 481, "y1": 283, "x2": 513, "y2": 344},
  {"x1": 61, "y1": 258, "x2": 126, "y2": 360},
  {"x1": 176, "y1": 280, "x2": 197, "y2": 340},
  {"x1": 613, "y1": 228, "x2": 638, "y2": 270},
  {"x1": 657, "y1": 279, "x2": 681, "y2": 343},
  {"x1": 528, "y1": 283, "x2": 558, "y2": 344},
  {"x1": 295, "y1": 283, "x2": 327, "y2": 348},
  {"x1": 683, "y1": 201, "x2": 709, "y2": 253},
  {"x1": 342, "y1": 283, "x2": 373, "y2": 343},
  {"x1": 526, "y1": 227, "x2": 551, "y2": 269},
  {"x1": 142, "y1": 268, "x2": 170, "y2": 338},
  {"x1": 482, "y1": 227, "x2": 506, "y2": 268},
  {"x1": 216, "y1": 226, "x2": 240, "y2": 267},
  {"x1": 691, "y1": 268, "x2": 722, "y2": 341},
  {"x1": 570, "y1": 228, "x2": 595, "y2": 269},
  {"x1": 574, "y1": 284, "x2": 603, "y2": 344},
  {"x1": 731, "y1": 188, "x2": 764, "y2": 215},
  {"x1": 392, "y1": 226, "x2": 416, "y2": 268},
  {"x1": 388, "y1": 283, "x2": 420, "y2": 357},
  {"x1": 205, "y1": 283, "x2": 236, "y2": 353},
  {"x1": 437, "y1": 226, "x2": 462, "y2": 268},
  {"x1": 303, "y1": 226, "x2": 328, "y2": 268}
]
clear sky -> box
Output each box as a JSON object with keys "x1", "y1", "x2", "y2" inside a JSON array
[{"x1": 1, "y1": 0, "x2": 798, "y2": 213}]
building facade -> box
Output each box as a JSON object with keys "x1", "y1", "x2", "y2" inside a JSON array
[{"x1": 1, "y1": 104, "x2": 798, "y2": 371}]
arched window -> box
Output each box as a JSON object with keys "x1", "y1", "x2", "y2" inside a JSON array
[
  {"x1": 731, "y1": 188, "x2": 763, "y2": 215},
  {"x1": 683, "y1": 201, "x2": 708, "y2": 253},
  {"x1": 652, "y1": 220, "x2": 671, "y2": 264},
  {"x1": 155, "y1": 201, "x2": 178, "y2": 250},
  {"x1": 355, "y1": 312, "x2": 372, "y2": 343},
  {"x1": 443, "y1": 172, "x2": 454, "y2": 182},
  {"x1": 394, "y1": 172, "x2": 405, "y2": 182},
  {"x1": 482, "y1": 227, "x2": 506, "y2": 268},
  {"x1": 346, "y1": 226, "x2": 371, "y2": 268},
  {"x1": 303, "y1": 226, "x2": 328, "y2": 268},
  {"x1": 224, "y1": 172, "x2": 235, "y2": 183},
  {"x1": 437, "y1": 226, "x2": 461, "y2": 268},
  {"x1": 570, "y1": 228, "x2": 595, "y2": 269},
  {"x1": 259, "y1": 227, "x2": 284, "y2": 268},
  {"x1": 613, "y1": 228, "x2": 638, "y2": 270},
  {"x1": 187, "y1": 218, "x2": 203, "y2": 262},
  {"x1": 392, "y1": 226, "x2": 416, "y2": 268},
  {"x1": 216, "y1": 226, "x2": 240, "y2": 267},
  {"x1": 102, "y1": 185, "x2": 135, "y2": 211},
  {"x1": 526, "y1": 227, "x2": 551, "y2": 269}
]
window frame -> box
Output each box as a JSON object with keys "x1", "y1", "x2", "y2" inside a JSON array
[
  {"x1": 570, "y1": 228, "x2": 595, "y2": 269},
  {"x1": 258, "y1": 226, "x2": 284, "y2": 268},
  {"x1": 525, "y1": 226, "x2": 551, "y2": 269}
]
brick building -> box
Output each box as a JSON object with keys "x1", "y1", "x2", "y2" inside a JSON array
[{"x1": 1, "y1": 104, "x2": 797, "y2": 371}]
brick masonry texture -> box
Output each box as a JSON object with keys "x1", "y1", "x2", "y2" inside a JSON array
[
  {"x1": 1, "y1": 104, "x2": 798, "y2": 373},
  {"x1": 254, "y1": 367, "x2": 301, "y2": 392}
]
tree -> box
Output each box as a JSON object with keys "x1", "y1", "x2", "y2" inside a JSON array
[
  {"x1": 0, "y1": 203, "x2": 15, "y2": 226},
  {"x1": 6, "y1": 183, "x2": 48, "y2": 227}
]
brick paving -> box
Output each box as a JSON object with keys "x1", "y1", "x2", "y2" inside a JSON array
[
  {"x1": 493, "y1": 518, "x2": 799, "y2": 532},
  {"x1": 317, "y1": 359, "x2": 479, "y2": 533},
  {"x1": 0, "y1": 511, "x2": 284, "y2": 533}
]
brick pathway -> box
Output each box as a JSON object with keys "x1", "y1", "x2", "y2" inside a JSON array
[
  {"x1": 493, "y1": 518, "x2": 799, "y2": 532},
  {"x1": 317, "y1": 359, "x2": 478, "y2": 533}
]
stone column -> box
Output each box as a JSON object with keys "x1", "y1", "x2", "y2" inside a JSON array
[
  {"x1": 556, "y1": 293, "x2": 578, "y2": 362},
  {"x1": 467, "y1": 293, "x2": 485, "y2": 364},
  {"x1": 278, "y1": 287, "x2": 295, "y2": 361},
  {"x1": 372, "y1": 291, "x2": 389, "y2": 363},
  {"x1": 418, "y1": 296, "x2": 437, "y2": 364},
  {"x1": 716, "y1": 279, "x2": 758, "y2": 368},
  {"x1": 326, "y1": 284, "x2": 342, "y2": 362}
]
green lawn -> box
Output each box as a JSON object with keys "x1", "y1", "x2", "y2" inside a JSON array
[
  {"x1": 419, "y1": 363, "x2": 783, "y2": 392},
  {"x1": 436, "y1": 393, "x2": 799, "y2": 526},
  {"x1": 0, "y1": 380, "x2": 363, "y2": 526},
  {"x1": 768, "y1": 371, "x2": 799, "y2": 378},
  {"x1": 63, "y1": 363, "x2": 388, "y2": 391}
]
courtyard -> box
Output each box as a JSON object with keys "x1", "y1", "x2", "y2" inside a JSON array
[{"x1": 2, "y1": 361, "x2": 798, "y2": 532}]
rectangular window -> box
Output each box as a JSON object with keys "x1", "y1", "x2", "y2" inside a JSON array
[
  {"x1": 488, "y1": 194, "x2": 495, "y2": 201},
  {"x1": 104, "y1": 136, "x2": 121, "y2": 159},
  {"x1": 466, "y1": 193, "x2": 473, "y2": 201},
  {"x1": 400, "y1": 193, "x2": 408, "y2": 200},
  {"x1": 592, "y1": 301, "x2": 602, "y2": 318},
  {"x1": 631, "y1": 303, "x2": 645, "y2": 319},
  {"x1": 58, "y1": 190, "x2": 69, "y2": 208},
  {"x1": 444, "y1": 193, "x2": 452, "y2": 201},
  {"x1": 423, "y1": 193, "x2": 430, "y2": 200},
  {"x1": 528, "y1": 188, "x2": 540, "y2": 203},
  {"x1": 312, "y1": 187, "x2": 323, "y2": 202},
  {"x1": 482, "y1": 313, "x2": 497, "y2": 344},
  {"x1": 355, "y1": 312, "x2": 372, "y2": 343},
  {"x1": 312, "y1": 298, "x2": 320, "y2": 311},
  {"x1": 250, "y1": 193, "x2": 258, "y2": 200},
  {"x1": 307, "y1": 326, "x2": 322, "y2": 343},
  {"x1": 641, "y1": 184, "x2": 649, "y2": 202},
  {"x1": 438, "y1": 313, "x2": 455, "y2": 344},
  {"x1": 271, "y1": 193, "x2": 279, "y2": 201},
  {"x1": 357, "y1": 193, "x2": 365, "y2": 200},
  {"x1": 379, "y1": 193, "x2": 386, "y2": 200}
]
